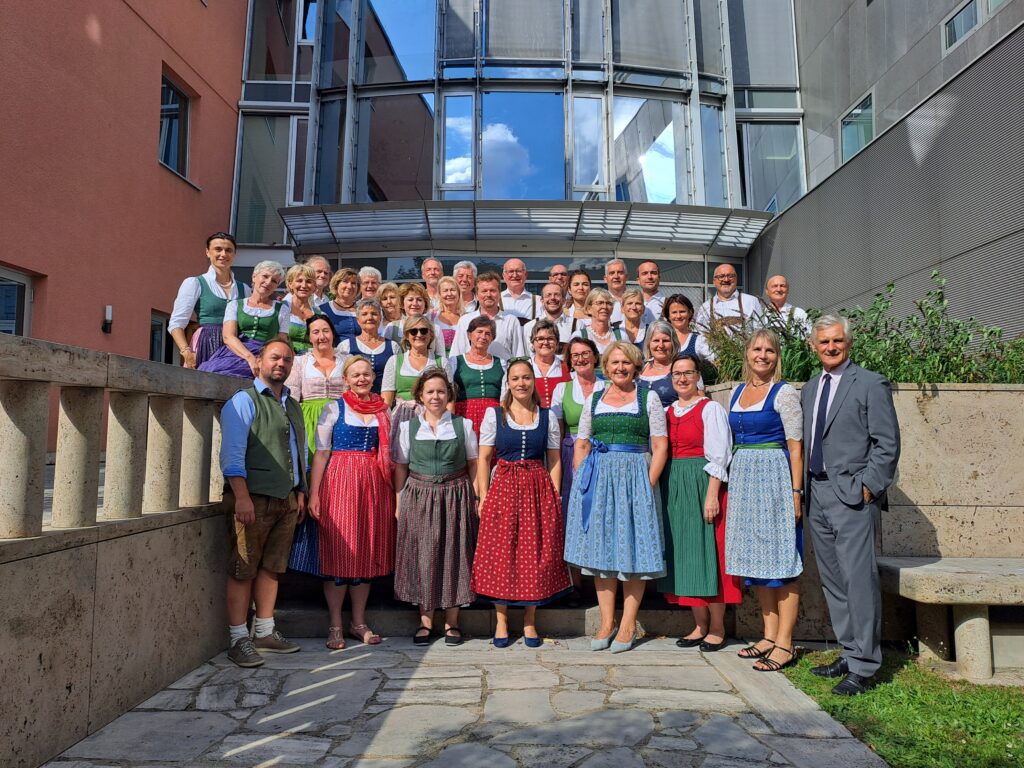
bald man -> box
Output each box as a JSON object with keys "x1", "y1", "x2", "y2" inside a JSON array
[
  {"x1": 695, "y1": 263, "x2": 764, "y2": 334},
  {"x1": 763, "y1": 275, "x2": 809, "y2": 331},
  {"x1": 501, "y1": 258, "x2": 541, "y2": 322}
]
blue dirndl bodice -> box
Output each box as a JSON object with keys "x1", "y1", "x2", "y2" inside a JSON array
[
  {"x1": 729, "y1": 382, "x2": 788, "y2": 446},
  {"x1": 321, "y1": 303, "x2": 361, "y2": 342},
  {"x1": 331, "y1": 400, "x2": 380, "y2": 452},
  {"x1": 645, "y1": 374, "x2": 675, "y2": 408},
  {"x1": 494, "y1": 407, "x2": 549, "y2": 462}
]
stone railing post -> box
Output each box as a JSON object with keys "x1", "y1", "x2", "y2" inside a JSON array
[
  {"x1": 180, "y1": 400, "x2": 214, "y2": 507},
  {"x1": 104, "y1": 392, "x2": 149, "y2": 519},
  {"x1": 143, "y1": 395, "x2": 184, "y2": 513},
  {"x1": 51, "y1": 386, "x2": 104, "y2": 529},
  {"x1": 0, "y1": 380, "x2": 50, "y2": 538}
]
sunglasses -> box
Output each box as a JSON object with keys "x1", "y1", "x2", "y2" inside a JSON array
[{"x1": 406, "y1": 327, "x2": 431, "y2": 337}]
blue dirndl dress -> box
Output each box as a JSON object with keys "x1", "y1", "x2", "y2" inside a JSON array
[
  {"x1": 564, "y1": 385, "x2": 666, "y2": 580},
  {"x1": 723, "y1": 382, "x2": 803, "y2": 585}
]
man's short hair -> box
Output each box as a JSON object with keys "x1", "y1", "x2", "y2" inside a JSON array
[
  {"x1": 358, "y1": 266, "x2": 382, "y2": 281},
  {"x1": 476, "y1": 271, "x2": 501, "y2": 287},
  {"x1": 812, "y1": 313, "x2": 851, "y2": 338},
  {"x1": 453, "y1": 260, "x2": 478, "y2": 277},
  {"x1": 604, "y1": 258, "x2": 627, "y2": 275},
  {"x1": 258, "y1": 339, "x2": 294, "y2": 358}
]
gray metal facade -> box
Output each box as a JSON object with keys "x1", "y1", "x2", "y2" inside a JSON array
[{"x1": 747, "y1": 24, "x2": 1024, "y2": 340}]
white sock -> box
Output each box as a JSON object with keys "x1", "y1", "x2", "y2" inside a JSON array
[
  {"x1": 253, "y1": 616, "x2": 275, "y2": 638},
  {"x1": 229, "y1": 624, "x2": 249, "y2": 644}
]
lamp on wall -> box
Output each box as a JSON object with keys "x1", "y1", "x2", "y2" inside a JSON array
[{"x1": 102, "y1": 305, "x2": 113, "y2": 334}]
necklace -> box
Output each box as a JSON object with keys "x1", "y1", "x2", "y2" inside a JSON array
[{"x1": 748, "y1": 379, "x2": 771, "y2": 388}]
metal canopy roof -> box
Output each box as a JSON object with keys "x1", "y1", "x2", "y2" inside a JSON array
[{"x1": 278, "y1": 200, "x2": 772, "y2": 259}]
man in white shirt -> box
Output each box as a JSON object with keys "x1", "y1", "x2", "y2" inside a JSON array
[
  {"x1": 604, "y1": 258, "x2": 628, "y2": 324},
  {"x1": 453, "y1": 260, "x2": 479, "y2": 313},
  {"x1": 548, "y1": 263, "x2": 571, "y2": 309},
  {"x1": 524, "y1": 282, "x2": 573, "y2": 345},
  {"x1": 449, "y1": 272, "x2": 526, "y2": 359},
  {"x1": 500, "y1": 258, "x2": 540, "y2": 321},
  {"x1": 638, "y1": 260, "x2": 665, "y2": 323},
  {"x1": 762, "y1": 274, "x2": 809, "y2": 332},
  {"x1": 358, "y1": 266, "x2": 381, "y2": 299},
  {"x1": 421, "y1": 257, "x2": 444, "y2": 310},
  {"x1": 695, "y1": 263, "x2": 764, "y2": 334},
  {"x1": 308, "y1": 256, "x2": 333, "y2": 306}
]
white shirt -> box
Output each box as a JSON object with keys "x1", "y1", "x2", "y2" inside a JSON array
[
  {"x1": 808, "y1": 359, "x2": 851, "y2": 471},
  {"x1": 448, "y1": 310, "x2": 526, "y2": 359},
  {"x1": 393, "y1": 412, "x2": 479, "y2": 463},
  {"x1": 730, "y1": 383, "x2": 803, "y2": 441},
  {"x1": 763, "y1": 302, "x2": 810, "y2": 332},
  {"x1": 643, "y1": 291, "x2": 666, "y2": 322},
  {"x1": 524, "y1": 313, "x2": 574, "y2": 344},
  {"x1": 381, "y1": 353, "x2": 450, "y2": 396},
  {"x1": 383, "y1": 318, "x2": 447, "y2": 359},
  {"x1": 169, "y1": 267, "x2": 250, "y2": 331},
  {"x1": 549, "y1": 377, "x2": 606, "y2": 422},
  {"x1": 479, "y1": 408, "x2": 561, "y2": 449},
  {"x1": 668, "y1": 398, "x2": 732, "y2": 482},
  {"x1": 695, "y1": 291, "x2": 764, "y2": 332},
  {"x1": 576, "y1": 389, "x2": 668, "y2": 440},
  {"x1": 677, "y1": 331, "x2": 716, "y2": 363},
  {"x1": 336, "y1": 336, "x2": 397, "y2": 357},
  {"x1": 500, "y1": 289, "x2": 541, "y2": 320},
  {"x1": 314, "y1": 400, "x2": 379, "y2": 450}
]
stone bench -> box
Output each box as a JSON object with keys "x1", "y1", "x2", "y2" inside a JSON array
[{"x1": 878, "y1": 557, "x2": 1024, "y2": 680}]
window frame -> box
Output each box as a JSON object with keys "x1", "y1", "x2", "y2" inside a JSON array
[
  {"x1": 942, "y1": 0, "x2": 980, "y2": 54},
  {"x1": 158, "y1": 76, "x2": 191, "y2": 178},
  {"x1": 840, "y1": 91, "x2": 874, "y2": 164},
  {"x1": 0, "y1": 265, "x2": 33, "y2": 337}
]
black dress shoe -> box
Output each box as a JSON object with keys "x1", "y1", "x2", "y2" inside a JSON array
[
  {"x1": 810, "y1": 657, "x2": 849, "y2": 678},
  {"x1": 699, "y1": 637, "x2": 728, "y2": 653},
  {"x1": 832, "y1": 672, "x2": 872, "y2": 696},
  {"x1": 676, "y1": 635, "x2": 707, "y2": 648}
]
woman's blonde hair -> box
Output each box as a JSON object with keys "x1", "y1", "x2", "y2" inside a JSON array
[
  {"x1": 584, "y1": 288, "x2": 615, "y2": 314},
  {"x1": 285, "y1": 262, "x2": 316, "y2": 288},
  {"x1": 600, "y1": 340, "x2": 643, "y2": 378},
  {"x1": 341, "y1": 354, "x2": 374, "y2": 380},
  {"x1": 401, "y1": 314, "x2": 435, "y2": 351},
  {"x1": 741, "y1": 328, "x2": 783, "y2": 385},
  {"x1": 329, "y1": 267, "x2": 358, "y2": 296},
  {"x1": 620, "y1": 287, "x2": 644, "y2": 310},
  {"x1": 436, "y1": 275, "x2": 464, "y2": 314}
]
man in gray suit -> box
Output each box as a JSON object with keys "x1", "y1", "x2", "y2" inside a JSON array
[{"x1": 802, "y1": 314, "x2": 900, "y2": 695}]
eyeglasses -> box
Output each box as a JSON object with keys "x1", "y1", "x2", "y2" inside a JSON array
[
  {"x1": 671, "y1": 370, "x2": 701, "y2": 379},
  {"x1": 406, "y1": 327, "x2": 431, "y2": 337},
  {"x1": 504, "y1": 268, "x2": 525, "y2": 275},
  {"x1": 569, "y1": 353, "x2": 593, "y2": 361},
  {"x1": 534, "y1": 337, "x2": 557, "y2": 344},
  {"x1": 714, "y1": 275, "x2": 736, "y2": 282}
]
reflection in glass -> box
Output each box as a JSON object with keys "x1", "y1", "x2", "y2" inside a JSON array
[
  {"x1": 363, "y1": 0, "x2": 437, "y2": 84},
  {"x1": 742, "y1": 122, "x2": 802, "y2": 213},
  {"x1": 700, "y1": 103, "x2": 728, "y2": 207},
  {"x1": 613, "y1": 97, "x2": 681, "y2": 204},
  {"x1": 573, "y1": 97, "x2": 604, "y2": 187},
  {"x1": 248, "y1": 0, "x2": 296, "y2": 81},
  {"x1": 236, "y1": 115, "x2": 292, "y2": 243},
  {"x1": 321, "y1": 0, "x2": 352, "y2": 87},
  {"x1": 159, "y1": 79, "x2": 188, "y2": 174},
  {"x1": 482, "y1": 67, "x2": 565, "y2": 79},
  {"x1": 481, "y1": 92, "x2": 565, "y2": 199},
  {"x1": 354, "y1": 94, "x2": 436, "y2": 203},
  {"x1": 945, "y1": 0, "x2": 978, "y2": 48},
  {"x1": 316, "y1": 100, "x2": 345, "y2": 204},
  {"x1": 693, "y1": 0, "x2": 725, "y2": 75},
  {"x1": 292, "y1": 118, "x2": 309, "y2": 203},
  {"x1": 841, "y1": 94, "x2": 872, "y2": 162},
  {"x1": 485, "y1": 0, "x2": 563, "y2": 60},
  {"x1": 0, "y1": 279, "x2": 27, "y2": 335},
  {"x1": 300, "y1": 0, "x2": 318, "y2": 41},
  {"x1": 443, "y1": 0, "x2": 475, "y2": 60},
  {"x1": 443, "y1": 95, "x2": 474, "y2": 187}
]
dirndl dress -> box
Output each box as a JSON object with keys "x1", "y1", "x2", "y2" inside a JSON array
[
  {"x1": 564, "y1": 385, "x2": 666, "y2": 580},
  {"x1": 451, "y1": 355, "x2": 503, "y2": 440},
  {"x1": 658, "y1": 399, "x2": 742, "y2": 606},
  {"x1": 385, "y1": 352, "x2": 447, "y2": 441},
  {"x1": 550, "y1": 377, "x2": 605, "y2": 519},
  {"x1": 471, "y1": 408, "x2": 571, "y2": 604},
  {"x1": 336, "y1": 336, "x2": 396, "y2": 395},
  {"x1": 177, "y1": 272, "x2": 245, "y2": 366},
  {"x1": 198, "y1": 299, "x2": 285, "y2": 378},
  {"x1": 533, "y1": 358, "x2": 570, "y2": 409},
  {"x1": 320, "y1": 302, "x2": 361, "y2": 345},
  {"x1": 724, "y1": 382, "x2": 804, "y2": 585},
  {"x1": 316, "y1": 400, "x2": 395, "y2": 579},
  {"x1": 394, "y1": 415, "x2": 478, "y2": 610}
]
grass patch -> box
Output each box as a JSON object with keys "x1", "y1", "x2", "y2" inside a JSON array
[{"x1": 784, "y1": 649, "x2": 1024, "y2": 768}]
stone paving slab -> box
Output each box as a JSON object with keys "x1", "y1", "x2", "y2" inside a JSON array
[{"x1": 46, "y1": 636, "x2": 888, "y2": 768}]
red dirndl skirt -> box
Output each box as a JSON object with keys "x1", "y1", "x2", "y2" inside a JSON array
[
  {"x1": 318, "y1": 449, "x2": 396, "y2": 579},
  {"x1": 471, "y1": 459, "x2": 571, "y2": 604},
  {"x1": 664, "y1": 490, "x2": 742, "y2": 607},
  {"x1": 454, "y1": 397, "x2": 500, "y2": 440}
]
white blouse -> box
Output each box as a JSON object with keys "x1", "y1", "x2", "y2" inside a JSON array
[
  {"x1": 283, "y1": 352, "x2": 348, "y2": 401},
  {"x1": 380, "y1": 353, "x2": 450, "y2": 395},
  {"x1": 576, "y1": 388, "x2": 668, "y2": 440},
  {"x1": 314, "y1": 401, "x2": 379, "y2": 450},
  {"x1": 549, "y1": 377, "x2": 606, "y2": 421},
  {"x1": 730, "y1": 383, "x2": 803, "y2": 442},
  {"x1": 223, "y1": 298, "x2": 290, "y2": 330},
  {"x1": 668, "y1": 398, "x2": 732, "y2": 482},
  {"x1": 479, "y1": 408, "x2": 562, "y2": 450},
  {"x1": 531, "y1": 357, "x2": 566, "y2": 379},
  {"x1": 336, "y1": 336, "x2": 397, "y2": 357},
  {"x1": 169, "y1": 267, "x2": 250, "y2": 331},
  {"x1": 393, "y1": 412, "x2": 480, "y2": 464}
]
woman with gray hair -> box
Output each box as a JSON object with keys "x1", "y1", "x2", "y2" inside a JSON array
[
  {"x1": 335, "y1": 298, "x2": 398, "y2": 395},
  {"x1": 638, "y1": 320, "x2": 680, "y2": 406},
  {"x1": 359, "y1": 266, "x2": 382, "y2": 299},
  {"x1": 198, "y1": 260, "x2": 289, "y2": 378}
]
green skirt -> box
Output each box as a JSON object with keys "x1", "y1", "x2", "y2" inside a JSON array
[{"x1": 657, "y1": 457, "x2": 719, "y2": 598}]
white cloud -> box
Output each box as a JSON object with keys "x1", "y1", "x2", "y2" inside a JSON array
[
  {"x1": 446, "y1": 115, "x2": 473, "y2": 139},
  {"x1": 444, "y1": 155, "x2": 473, "y2": 184},
  {"x1": 481, "y1": 122, "x2": 534, "y2": 197}
]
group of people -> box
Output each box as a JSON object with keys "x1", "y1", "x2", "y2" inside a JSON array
[{"x1": 193, "y1": 231, "x2": 900, "y2": 698}]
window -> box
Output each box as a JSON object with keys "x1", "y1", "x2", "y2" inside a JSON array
[
  {"x1": 739, "y1": 122, "x2": 803, "y2": 213},
  {"x1": 363, "y1": 0, "x2": 437, "y2": 84},
  {"x1": 700, "y1": 102, "x2": 728, "y2": 207},
  {"x1": 989, "y1": 0, "x2": 1010, "y2": 11},
  {"x1": 354, "y1": 93, "x2": 436, "y2": 202},
  {"x1": 841, "y1": 94, "x2": 873, "y2": 162},
  {"x1": 573, "y1": 96, "x2": 605, "y2": 189},
  {"x1": 158, "y1": 77, "x2": 189, "y2": 175},
  {"x1": 442, "y1": 94, "x2": 475, "y2": 191},
  {"x1": 0, "y1": 267, "x2": 31, "y2": 336},
  {"x1": 236, "y1": 115, "x2": 292, "y2": 243},
  {"x1": 481, "y1": 92, "x2": 565, "y2": 200},
  {"x1": 613, "y1": 96, "x2": 685, "y2": 204},
  {"x1": 945, "y1": 1, "x2": 978, "y2": 50},
  {"x1": 150, "y1": 313, "x2": 175, "y2": 364}
]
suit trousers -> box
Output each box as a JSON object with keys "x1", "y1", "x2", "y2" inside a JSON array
[{"x1": 807, "y1": 478, "x2": 882, "y2": 677}]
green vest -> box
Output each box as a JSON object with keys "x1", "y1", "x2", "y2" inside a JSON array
[
  {"x1": 454, "y1": 355, "x2": 503, "y2": 401},
  {"x1": 236, "y1": 300, "x2": 283, "y2": 342},
  {"x1": 195, "y1": 275, "x2": 236, "y2": 325},
  {"x1": 394, "y1": 353, "x2": 443, "y2": 401},
  {"x1": 407, "y1": 416, "x2": 467, "y2": 476},
  {"x1": 242, "y1": 385, "x2": 307, "y2": 498}
]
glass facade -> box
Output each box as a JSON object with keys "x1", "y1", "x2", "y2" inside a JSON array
[{"x1": 841, "y1": 94, "x2": 873, "y2": 163}]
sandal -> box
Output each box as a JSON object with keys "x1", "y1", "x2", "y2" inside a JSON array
[
  {"x1": 444, "y1": 627, "x2": 464, "y2": 646},
  {"x1": 326, "y1": 626, "x2": 346, "y2": 650},
  {"x1": 349, "y1": 623, "x2": 382, "y2": 645},
  {"x1": 753, "y1": 646, "x2": 797, "y2": 672},
  {"x1": 413, "y1": 626, "x2": 432, "y2": 646},
  {"x1": 737, "y1": 637, "x2": 775, "y2": 659}
]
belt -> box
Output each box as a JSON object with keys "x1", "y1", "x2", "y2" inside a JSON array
[
  {"x1": 409, "y1": 469, "x2": 468, "y2": 484},
  {"x1": 733, "y1": 441, "x2": 784, "y2": 452},
  {"x1": 578, "y1": 439, "x2": 647, "y2": 533},
  {"x1": 809, "y1": 471, "x2": 829, "y2": 481}
]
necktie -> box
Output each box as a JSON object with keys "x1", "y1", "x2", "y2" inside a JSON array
[{"x1": 809, "y1": 373, "x2": 831, "y2": 475}]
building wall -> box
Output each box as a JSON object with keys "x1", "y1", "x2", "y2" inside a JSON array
[
  {"x1": 0, "y1": 0, "x2": 247, "y2": 358},
  {"x1": 797, "y1": 0, "x2": 1024, "y2": 188}
]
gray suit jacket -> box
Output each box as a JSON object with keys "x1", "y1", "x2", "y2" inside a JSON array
[{"x1": 801, "y1": 363, "x2": 901, "y2": 507}]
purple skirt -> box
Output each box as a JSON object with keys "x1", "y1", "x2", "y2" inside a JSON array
[
  {"x1": 198, "y1": 338, "x2": 262, "y2": 378},
  {"x1": 560, "y1": 433, "x2": 576, "y2": 519},
  {"x1": 191, "y1": 324, "x2": 224, "y2": 367}
]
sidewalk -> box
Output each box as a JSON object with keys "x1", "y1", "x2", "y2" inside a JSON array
[{"x1": 45, "y1": 636, "x2": 888, "y2": 768}]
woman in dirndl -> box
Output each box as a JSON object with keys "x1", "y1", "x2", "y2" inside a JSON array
[
  {"x1": 282, "y1": 263, "x2": 322, "y2": 354},
  {"x1": 659, "y1": 354, "x2": 741, "y2": 653},
  {"x1": 429, "y1": 275, "x2": 464, "y2": 354},
  {"x1": 168, "y1": 232, "x2": 249, "y2": 368},
  {"x1": 472, "y1": 358, "x2": 570, "y2": 647},
  {"x1": 319, "y1": 268, "x2": 362, "y2": 344},
  {"x1": 725, "y1": 329, "x2": 804, "y2": 672},
  {"x1": 309, "y1": 356, "x2": 395, "y2": 650},
  {"x1": 381, "y1": 315, "x2": 449, "y2": 439},
  {"x1": 198, "y1": 260, "x2": 289, "y2": 378},
  {"x1": 530, "y1": 319, "x2": 570, "y2": 408},
  {"x1": 638, "y1": 320, "x2": 680, "y2": 407},
  {"x1": 335, "y1": 299, "x2": 397, "y2": 395},
  {"x1": 450, "y1": 316, "x2": 504, "y2": 440},
  {"x1": 565, "y1": 341, "x2": 669, "y2": 653},
  {"x1": 393, "y1": 369, "x2": 480, "y2": 647}
]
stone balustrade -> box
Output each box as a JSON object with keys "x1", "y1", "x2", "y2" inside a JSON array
[{"x1": 0, "y1": 333, "x2": 244, "y2": 539}]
